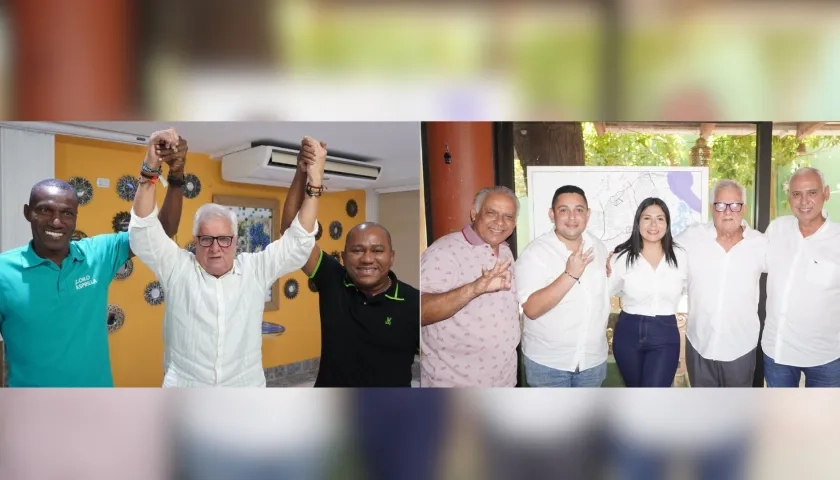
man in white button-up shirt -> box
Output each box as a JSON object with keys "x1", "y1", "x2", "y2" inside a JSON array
[
  {"x1": 128, "y1": 129, "x2": 322, "y2": 387},
  {"x1": 514, "y1": 185, "x2": 611, "y2": 387},
  {"x1": 763, "y1": 167, "x2": 840, "y2": 387},
  {"x1": 677, "y1": 180, "x2": 768, "y2": 387}
]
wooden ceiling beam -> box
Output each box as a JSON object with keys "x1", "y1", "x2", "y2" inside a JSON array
[{"x1": 796, "y1": 122, "x2": 827, "y2": 139}]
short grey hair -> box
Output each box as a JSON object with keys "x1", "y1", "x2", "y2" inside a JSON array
[
  {"x1": 192, "y1": 203, "x2": 238, "y2": 237},
  {"x1": 790, "y1": 166, "x2": 826, "y2": 189},
  {"x1": 473, "y1": 186, "x2": 520, "y2": 215},
  {"x1": 711, "y1": 179, "x2": 746, "y2": 204}
]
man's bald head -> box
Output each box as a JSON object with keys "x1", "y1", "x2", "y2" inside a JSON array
[
  {"x1": 345, "y1": 222, "x2": 392, "y2": 250},
  {"x1": 29, "y1": 179, "x2": 77, "y2": 206}
]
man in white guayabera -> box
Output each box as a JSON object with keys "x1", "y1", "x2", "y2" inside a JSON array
[
  {"x1": 129, "y1": 129, "x2": 324, "y2": 387},
  {"x1": 676, "y1": 179, "x2": 768, "y2": 387},
  {"x1": 763, "y1": 167, "x2": 840, "y2": 387}
]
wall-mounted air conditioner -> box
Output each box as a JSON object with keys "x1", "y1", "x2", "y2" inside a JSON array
[{"x1": 221, "y1": 145, "x2": 382, "y2": 191}]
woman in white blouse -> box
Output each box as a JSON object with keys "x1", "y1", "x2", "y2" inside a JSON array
[{"x1": 608, "y1": 197, "x2": 687, "y2": 388}]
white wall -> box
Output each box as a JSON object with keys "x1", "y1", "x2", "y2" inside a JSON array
[
  {"x1": 0, "y1": 127, "x2": 55, "y2": 341},
  {"x1": 0, "y1": 127, "x2": 55, "y2": 252},
  {"x1": 377, "y1": 189, "x2": 420, "y2": 289}
]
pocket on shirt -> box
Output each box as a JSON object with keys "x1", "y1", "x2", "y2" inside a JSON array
[{"x1": 807, "y1": 259, "x2": 838, "y2": 289}]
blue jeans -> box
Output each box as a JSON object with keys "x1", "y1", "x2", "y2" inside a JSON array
[
  {"x1": 353, "y1": 389, "x2": 448, "y2": 480},
  {"x1": 524, "y1": 355, "x2": 607, "y2": 387},
  {"x1": 612, "y1": 311, "x2": 680, "y2": 387},
  {"x1": 763, "y1": 354, "x2": 840, "y2": 387},
  {"x1": 611, "y1": 436, "x2": 748, "y2": 480}
]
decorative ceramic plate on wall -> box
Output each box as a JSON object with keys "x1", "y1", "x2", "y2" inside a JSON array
[
  {"x1": 68, "y1": 176, "x2": 94, "y2": 205},
  {"x1": 144, "y1": 281, "x2": 165, "y2": 305},
  {"x1": 182, "y1": 173, "x2": 202, "y2": 199},
  {"x1": 112, "y1": 211, "x2": 131, "y2": 233},
  {"x1": 346, "y1": 199, "x2": 359, "y2": 218},
  {"x1": 114, "y1": 259, "x2": 134, "y2": 280},
  {"x1": 329, "y1": 221, "x2": 343, "y2": 240},
  {"x1": 284, "y1": 279, "x2": 299, "y2": 299},
  {"x1": 261, "y1": 321, "x2": 285, "y2": 336},
  {"x1": 116, "y1": 175, "x2": 139, "y2": 201},
  {"x1": 330, "y1": 250, "x2": 342, "y2": 265},
  {"x1": 107, "y1": 304, "x2": 125, "y2": 333}
]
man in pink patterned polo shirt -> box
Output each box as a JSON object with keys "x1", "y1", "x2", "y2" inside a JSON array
[{"x1": 420, "y1": 186, "x2": 521, "y2": 387}]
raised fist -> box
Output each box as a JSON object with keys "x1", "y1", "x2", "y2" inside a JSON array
[
  {"x1": 144, "y1": 129, "x2": 179, "y2": 171},
  {"x1": 299, "y1": 136, "x2": 326, "y2": 184},
  {"x1": 298, "y1": 137, "x2": 326, "y2": 171},
  {"x1": 158, "y1": 137, "x2": 188, "y2": 175}
]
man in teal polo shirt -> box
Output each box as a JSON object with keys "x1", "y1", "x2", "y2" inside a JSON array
[{"x1": 0, "y1": 133, "x2": 188, "y2": 387}]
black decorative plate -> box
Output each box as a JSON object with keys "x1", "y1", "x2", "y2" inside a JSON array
[
  {"x1": 107, "y1": 304, "x2": 125, "y2": 334},
  {"x1": 144, "y1": 281, "x2": 165, "y2": 305},
  {"x1": 112, "y1": 211, "x2": 131, "y2": 233},
  {"x1": 329, "y1": 221, "x2": 343, "y2": 240},
  {"x1": 114, "y1": 259, "x2": 134, "y2": 280},
  {"x1": 346, "y1": 199, "x2": 359, "y2": 217},
  {"x1": 308, "y1": 279, "x2": 318, "y2": 293},
  {"x1": 116, "y1": 175, "x2": 139, "y2": 201},
  {"x1": 71, "y1": 230, "x2": 87, "y2": 241},
  {"x1": 184, "y1": 240, "x2": 196, "y2": 254},
  {"x1": 314, "y1": 220, "x2": 323, "y2": 241},
  {"x1": 68, "y1": 177, "x2": 93, "y2": 206},
  {"x1": 284, "y1": 279, "x2": 299, "y2": 299},
  {"x1": 330, "y1": 250, "x2": 342, "y2": 265},
  {"x1": 182, "y1": 173, "x2": 202, "y2": 199}
]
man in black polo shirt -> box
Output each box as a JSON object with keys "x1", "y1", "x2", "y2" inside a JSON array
[{"x1": 279, "y1": 137, "x2": 419, "y2": 387}]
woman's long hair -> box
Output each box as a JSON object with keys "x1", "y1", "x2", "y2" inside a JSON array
[{"x1": 613, "y1": 197, "x2": 680, "y2": 269}]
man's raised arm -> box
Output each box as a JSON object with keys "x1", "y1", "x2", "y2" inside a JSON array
[{"x1": 280, "y1": 137, "x2": 327, "y2": 276}]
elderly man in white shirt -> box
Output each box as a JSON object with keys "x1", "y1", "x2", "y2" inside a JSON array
[
  {"x1": 514, "y1": 185, "x2": 611, "y2": 388},
  {"x1": 677, "y1": 179, "x2": 768, "y2": 387},
  {"x1": 129, "y1": 129, "x2": 323, "y2": 387},
  {"x1": 763, "y1": 166, "x2": 840, "y2": 387}
]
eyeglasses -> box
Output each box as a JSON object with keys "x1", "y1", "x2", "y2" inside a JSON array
[
  {"x1": 713, "y1": 202, "x2": 744, "y2": 213},
  {"x1": 197, "y1": 235, "x2": 234, "y2": 248}
]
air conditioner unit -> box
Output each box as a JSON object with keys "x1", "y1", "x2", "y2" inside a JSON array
[{"x1": 221, "y1": 145, "x2": 382, "y2": 191}]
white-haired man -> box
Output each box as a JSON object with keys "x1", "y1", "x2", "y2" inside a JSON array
[
  {"x1": 764, "y1": 167, "x2": 840, "y2": 387},
  {"x1": 129, "y1": 130, "x2": 324, "y2": 387},
  {"x1": 420, "y1": 186, "x2": 521, "y2": 387},
  {"x1": 676, "y1": 179, "x2": 768, "y2": 387}
]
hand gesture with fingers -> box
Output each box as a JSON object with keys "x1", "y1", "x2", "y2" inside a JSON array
[
  {"x1": 473, "y1": 258, "x2": 512, "y2": 295},
  {"x1": 565, "y1": 245, "x2": 595, "y2": 279}
]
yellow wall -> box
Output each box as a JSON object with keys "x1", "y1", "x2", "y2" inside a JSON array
[{"x1": 54, "y1": 136, "x2": 365, "y2": 387}]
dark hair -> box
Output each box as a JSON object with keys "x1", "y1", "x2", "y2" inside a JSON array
[
  {"x1": 613, "y1": 197, "x2": 680, "y2": 269},
  {"x1": 551, "y1": 185, "x2": 588, "y2": 208},
  {"x1": 29, "y1": 179, "x2": 76, "y2": 205}
]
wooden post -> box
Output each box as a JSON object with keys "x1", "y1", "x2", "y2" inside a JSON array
[{"x1": 9, "y1": 0, "x2": 133, "y2": 119}]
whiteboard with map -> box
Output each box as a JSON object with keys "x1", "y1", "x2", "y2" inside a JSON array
[{"x1": 526, "y1": 166, "x2": 710, "y2": 253}]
